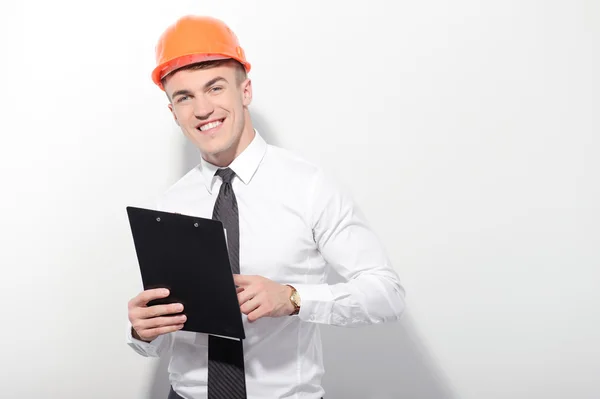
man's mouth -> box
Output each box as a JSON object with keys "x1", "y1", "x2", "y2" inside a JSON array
[{"x1": 196, "y1": 119, "x2": 224, "y2": 132}]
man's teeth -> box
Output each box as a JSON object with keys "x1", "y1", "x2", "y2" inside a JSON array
[{"x1": 199, "y1": 120, "x2": 222, "y2": 131}]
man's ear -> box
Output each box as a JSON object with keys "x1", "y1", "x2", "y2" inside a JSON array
[
  {"x1": 168, "y1": 103, "x2": 180, "y2": 126},
  {"x1": 241, "y1": 78, "x2": 253, "y2": 107}
]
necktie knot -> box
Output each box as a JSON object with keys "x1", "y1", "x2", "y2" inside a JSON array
[{"x1": 215, "y1": 167, "x2": 235, "y2": 184}]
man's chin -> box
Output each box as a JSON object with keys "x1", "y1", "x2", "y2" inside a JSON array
[
  {"x1": 197, "y1": 145, "x2": 229, "y2": 164},
  {"x1": 193, "y1": 140, "x2": 220, "y2": 154}
]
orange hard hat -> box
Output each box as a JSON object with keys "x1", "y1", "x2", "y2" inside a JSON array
[{"x1": 151, "y1": 15, "x2": 251, "y2": 90}]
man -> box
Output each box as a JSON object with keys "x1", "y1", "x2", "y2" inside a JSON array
[{"x1": 126, "y1": 15, "x2": 406, "y2": 399}]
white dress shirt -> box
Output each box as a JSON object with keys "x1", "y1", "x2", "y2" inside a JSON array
[{"x1": 126, "y1": 130, "x2": 406, "y2": 399}]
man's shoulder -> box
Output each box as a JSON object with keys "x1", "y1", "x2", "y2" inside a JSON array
[
  {"x1": 263, "y1": 143, "x2": 323, "y2": 180},
  {"x1": 261, "y1": 143, "x2": 352, "y2": 202},
  {"x1": 164, "y1": 164, "x2": 202, "y2": 192},
  {"x1": 132, "y1": 166, "x2": 202, "y2": 211}
]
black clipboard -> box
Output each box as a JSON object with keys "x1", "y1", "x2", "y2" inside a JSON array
[{"x1": 126, "y1": 206, "x2": 245, "y2": 340}]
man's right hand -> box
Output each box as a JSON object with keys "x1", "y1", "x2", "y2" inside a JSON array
[{"x1": 128, "y1": 288, "x2": 186, "y2": 343}]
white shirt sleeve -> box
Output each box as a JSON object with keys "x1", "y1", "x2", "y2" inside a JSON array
[
  {"x1": 125, "y1": 320, "x2": 173, "y2": 357},
  {"x1": 293, "y1": 169, "x2": 406, "y2": 326}
]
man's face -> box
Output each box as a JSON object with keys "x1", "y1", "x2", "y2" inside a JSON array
[{"x1": 164, "y1": 64, "x2": 252, "y2": 165}]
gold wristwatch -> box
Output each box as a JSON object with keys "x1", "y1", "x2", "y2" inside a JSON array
[{"x1": 287, "y1": 285, "x2": 301, "y2": 315}]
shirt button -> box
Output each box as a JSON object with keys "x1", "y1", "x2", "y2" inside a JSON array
[{"x1": 310, "y1": 315, "x2": 315, "y2": 321}]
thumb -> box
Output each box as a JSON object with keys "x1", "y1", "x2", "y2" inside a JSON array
[{"x1": 233, "y1": 274, "x2": 250, "y2": 287}]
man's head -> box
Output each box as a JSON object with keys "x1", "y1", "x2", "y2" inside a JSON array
[
  {"x1": 151, "y1": 16, "x2": 254, "y2": 166},
  {"x1": 162, "y1": 59, "x2": 254, "y2": 166}
]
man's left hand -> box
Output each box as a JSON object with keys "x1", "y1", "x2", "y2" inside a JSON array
[{"x1": 233, "y1": 275, "x2": 295, "y2": 322}]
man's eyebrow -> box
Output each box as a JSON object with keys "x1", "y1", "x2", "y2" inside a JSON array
[
  {"x1": 203, "y1": 76, "x2": 228, "y2": 89},
  {"x1": 170, "y1": 77, "x2": 228, "y2": 99},
  {"x1": 171, "y1": 89, "x2": 194, "y2": 99}
]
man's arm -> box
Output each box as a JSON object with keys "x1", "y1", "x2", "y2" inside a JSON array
[{"x1": 292, "y1": 168, "x2": 406, "y2": 326}]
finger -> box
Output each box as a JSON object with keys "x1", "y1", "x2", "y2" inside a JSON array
[
  {"x1": 247, "y1": 306, "x2": 268, "y2": 323},
  {"x1": 236, "y1": 287, "x2": 244, "y2": 294},
  {"x1": 233, "y1": 274, "x2": 252, "y2": 287},
  {"x1": 129, "y1": 288, "x2": 170, "y2": 308},
  {"x1": 135, "y1": 314, "x2": 187, "y2": 331},
  {"x1": 138, "y1": 324, "x2": 185, "y2": 341},
  {"x1": 240, "y1": 295, "x2": 261, "y2": 315},
  {"x1": 237, "y1": 288, "x2": 256, "y2": 306},
  {"x1": 137, "y1": 302, "x2": 184, "y2": 320}
]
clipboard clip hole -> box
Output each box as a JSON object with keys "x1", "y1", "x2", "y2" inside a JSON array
[
  {"x1": 156, "y1": 217, "x2": 161, "y2": 222},
  {"x1": 194, "y1": 223, "x2": 199, "y2": 227}
]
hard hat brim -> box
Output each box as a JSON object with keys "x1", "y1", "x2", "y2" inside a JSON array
[{"x1": 152, "y1": 53, "x2": 251, "y2": 91}]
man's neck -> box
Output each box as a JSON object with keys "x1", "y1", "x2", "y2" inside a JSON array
[{"x1": 204, "y1": 124, "x2": 256, "y2": 167}]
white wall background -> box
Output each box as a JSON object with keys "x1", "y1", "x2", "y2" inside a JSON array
[{"x1": 1, "y1": 1, "x2": 598, "y2": 398}]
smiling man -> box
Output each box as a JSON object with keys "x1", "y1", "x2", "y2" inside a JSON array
[{"x1": 126, "y1": 15, "x2": 406, "y2": 399}]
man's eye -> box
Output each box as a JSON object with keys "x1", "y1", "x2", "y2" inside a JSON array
[
  {"x1": 176, "y1": 95, "x2": 189, "y2": 103},
  {"x1": 210, "y1": 86, "x2": 223, "y2": 93}
]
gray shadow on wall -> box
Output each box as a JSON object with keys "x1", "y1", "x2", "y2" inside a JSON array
[
  {"x1": 147, "y1": 110, "x2": 458, "y2": 399},
  {"x1": 319, "y1": 273, "x2": 457, "y2": 399}
]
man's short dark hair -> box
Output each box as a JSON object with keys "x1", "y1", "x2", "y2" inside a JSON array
[{"x1": 161, "y1": 58, "x2": 248, "y2": 89}]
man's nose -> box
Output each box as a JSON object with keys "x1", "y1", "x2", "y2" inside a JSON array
[{"x1": 193, "y1": 96, "x2": 214, "y2": 120}]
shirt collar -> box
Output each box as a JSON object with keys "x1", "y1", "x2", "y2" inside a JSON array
[{"x1": 199, "y1": 129, "x2": 267, "y2": 194}]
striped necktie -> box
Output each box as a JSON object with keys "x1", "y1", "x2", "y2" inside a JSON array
[{"x1": 207, "y1": 167, "x2": 247, "y2": 399}]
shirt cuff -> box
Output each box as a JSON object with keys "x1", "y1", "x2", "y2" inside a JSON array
[
  {"x1": 290, "y1": 283, "x2": 334, "y2": 323},
  {"x1": 125, "y1": 323, "x2": 165, "y2": 357}
]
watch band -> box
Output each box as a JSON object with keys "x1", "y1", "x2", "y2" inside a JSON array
[{"x1": 286, "y1": 284, "x2": 301, "y2": 315}]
